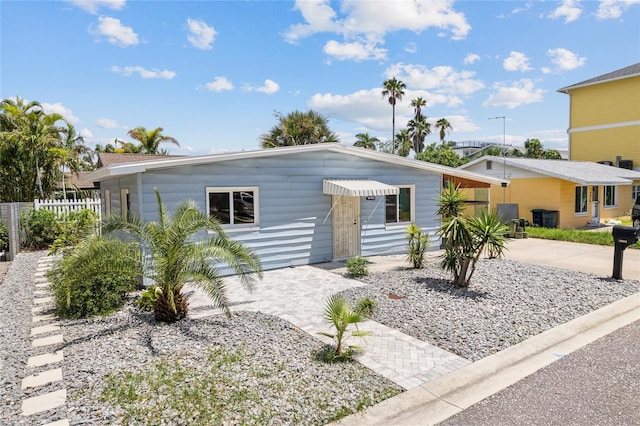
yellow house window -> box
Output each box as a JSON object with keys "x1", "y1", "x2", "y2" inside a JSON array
[
  {"x1": 604, "y1": 185, "x2": 616, "y2": 208},
  {"x1": 575, "y1": 186, "x2": 587, "y2": 214},
  {"x1": 633, "y1": 185, "x2": 640, "y2": 200}
]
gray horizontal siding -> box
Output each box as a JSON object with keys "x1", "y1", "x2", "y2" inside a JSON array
[{"x1": 124, "y1": 151, "x2": 444, "y2": 274}]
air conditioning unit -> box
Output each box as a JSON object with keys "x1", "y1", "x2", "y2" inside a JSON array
[
  {"x1": 598, "y1": 160, "x2": 613, "y2": 166},
  {"x1": 618, "y1": 159, "x2": 634, "y2": 170}
]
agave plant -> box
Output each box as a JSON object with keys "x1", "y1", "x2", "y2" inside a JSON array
[
  {"x1": 318, "y1": 294, "x2": 371, "y2": 360},
  {"x1": 102, "y1": 188, "x2": 262, "y2": 322},
  {"x1": 406, "y1": 223, "x2": 430, "y2": 269}
]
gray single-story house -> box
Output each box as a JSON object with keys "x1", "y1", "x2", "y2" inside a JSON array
[{"x1": 82, "y1": 144, "x2": 507, "y2": 272}]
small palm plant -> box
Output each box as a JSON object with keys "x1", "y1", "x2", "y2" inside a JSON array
[
  {"x1": 406, "y1": 223, "x2": 430, "y2": 269},
  {"x1": 437, "y1": 186, "x2": 508, "y2": 287},
  {"x1": 318, "y1": 294, "x2": 371, "y2": 361},
  {"x1": 102, "y1": 189, "x2": 262, "y2": 322}
]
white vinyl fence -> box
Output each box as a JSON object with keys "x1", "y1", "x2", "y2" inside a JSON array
[{"x1": 34, "y1": 198, "x2": 102, "y2": 224}]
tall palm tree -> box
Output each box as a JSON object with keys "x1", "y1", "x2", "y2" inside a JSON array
[
  {"x1": 395, "y1": 129, "x2": 412, "y2": 157},
  {"x1": 435, "y1": 118, "x2": 453, "y2": 144},
  {"x1": 102, "y1": 189, "x2": 262, "y2": 322},
  {"x1": 353, "y1": 132, "x2": 379, "y2": 150},
  {"x1": 407, "y1": 115, "x2": 431, "y2": 154},
  {"x1": 127, "y1": 126, "x2": 179, "y2": 154},
  {"x1": 381, "y1": 77, "x2": 406, "y2": 154},
  {"x1": 260, "y1": 110, "x2": 338, "y2": 148},
  {"x1": 410, "y1": 97, "x2": 427, "y2": 120}
]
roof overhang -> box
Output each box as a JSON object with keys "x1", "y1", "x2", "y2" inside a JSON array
[{"x1": 322, "y1": 179, "x2": 399, "y2": 197}]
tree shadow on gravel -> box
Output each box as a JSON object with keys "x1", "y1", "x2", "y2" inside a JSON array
[{"x1": 413, "y1": 276, "x2": 489, "y2": 300}]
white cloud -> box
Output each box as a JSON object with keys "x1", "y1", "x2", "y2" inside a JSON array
[
  {"x1": 91, "y1": 16, "x2": 139, "y2": 47},
  {"x1": 440, "y1": 115, "x2": 480, "y2": 133},
  {"x1": 464, "y1": 53, "x2": 480, "y2": 65},
  {"x1": 111, "y1": 66, "x2": 176, "y2": 79},
  {"x1": 596, "y1": 0, "x2": 640, "y2": 19},
  {"x1": 186, "y1": 18, "x2": 217, "y2": 50},
  {"x1": 511, "y1": 2, "x2": 534, "y2": 14},
  {"x1": 503, "y1": 51, "x2": 532, "y2": 72},
  {"x1": 65, "y1": 0, "x2": 125, "y2": 14},
  {"x1": 96, "y1": 118, "x2": 121, "y2": 129},
  {"x1": 548, "y1": 0, "x2": 583, "y2": 23},
  {"x1": 41, "y1": 102, "x2": 80, "y2": 124},
  {"x1": 384, "y1": 63, "x2": 485, "y2": 96},
  {"x1": 404, "y1": 42, "x2": 417, "y2": 54},
  {"x1": 204, "y1": 76, "x2": 233, "y2": 92},
  {"x1": 79, "y1": 128, "x2": 94, "y2": 138},
  {"x1": 482, "y1": 79, "x2": 544, "y2": 109},
  {"x1": 323, "y1": 40, "x2": 387, "y2": 61},
  {"x1": 244, "y1": 79, "x2": 280, "y2": 94},
  {"x1": 284, "y1": 0, "x2": 471, "y2": 61},
  {"x1": 547, "y1": 48, "x2": 586, "y2": 71}
]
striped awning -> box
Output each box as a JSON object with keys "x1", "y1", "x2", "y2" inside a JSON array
[{"x1": 322, "y1": 179, "x2": 399, "y2": 197}]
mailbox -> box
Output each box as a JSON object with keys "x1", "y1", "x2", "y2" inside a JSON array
[{"x1": 612, "y1": 225, "x2": 640, "y2": 279}]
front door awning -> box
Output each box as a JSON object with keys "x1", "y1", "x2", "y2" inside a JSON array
[{"x1": 322, "y1": 179, "x2": 399, "y2": 197}]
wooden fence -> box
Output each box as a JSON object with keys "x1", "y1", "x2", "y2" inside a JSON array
[{"x1": 34, "y1": 198, "x2": 102, "y2": 223}]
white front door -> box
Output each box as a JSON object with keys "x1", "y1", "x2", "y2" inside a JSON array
[
  {"x1": 591, "y1": 186, "x2": 600, "y2": 223},
  {"x1": 332, "y1": 196, "x2": 361, "y2": 259}
]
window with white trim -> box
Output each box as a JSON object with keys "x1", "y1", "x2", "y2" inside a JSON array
[
  {"x1": 604, "y1": 185, "x2": 616, "y2": 207},
  {"x1": 206, "y1": 187, "x2": 258, "y2": 227},
  {"x1": 632, "y1": 185, "x2": 640, "y2": 200},
  {"x1": 385, "y1": 186, "x2": 414, "y2": 224},
  {"x1": 574, "y1": 186, "x2": 587, "y2": 214}
]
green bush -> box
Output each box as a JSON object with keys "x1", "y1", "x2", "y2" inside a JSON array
[
  {"x1": 48, "y1": 236, "x2": 142, "y2": 319},
  {"x1": 21, "y1": 208, "x2": 58, "y2": 249},
  {"x1": 345, "y1": 256, "x2": 368, "y2": 277},
  {"x1": 50, "y1": 208, "x2": 99, "y2": 254},
  {"x1": 356, "y1": 297, "x2": 377, "y2": 317},
  {"x1": 0, "y1": 219, "x2": 8, "y2": 252},
  {"x1": 136, "y1": 285, "x2": 160, "y2": 312},
  {"x1": 318, "y1": 294, "x2": 371, "y2": 362}
]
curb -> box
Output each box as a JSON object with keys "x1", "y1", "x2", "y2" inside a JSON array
[{"x1": 336, "y1": 291, "x2": 640, "y2": 425}]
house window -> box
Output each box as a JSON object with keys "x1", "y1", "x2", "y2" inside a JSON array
[
  {"x1": 604, "y1": 185, "x2": 616, "y2": 207},
  {"x1": 486, "y1": 160, "x2": 492, "y2": 170},
  {"x1": 206, "y1": 187, "x2": 258, "y2": 227},
  {"x1": 632, "y1": 185, "x2": 640, "y2": 200},
  {"x1": 386, "y1": 186, "x2": 414, "y2": 224},
  {"x1": 574, "y1": 186, "x2": 587, "y2": 214}
]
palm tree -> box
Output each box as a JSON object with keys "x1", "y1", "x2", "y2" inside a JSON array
[
  {"x1": 260, "y1": 110, "x2": 338, "y2": 148},
  {"x1": 411, "y1": 97, "x2": 427, "y2": 120},
  {"x1": 395, "y1": 129, "x2": 412, "y2": 157},
  {"x1": 435, "y1": 118, "x2": 453, "y2": 144},
  {"x1": 127, "y1": 126, "x2": 179, "y2": 154},
  {"x1": 353, "y1": 133, "x2": 379, "y2": 150},
  {"x1": 102, "y1": 189, "x2": 262, "y2": 322},
  {"x1": 381, "y1": 77, "x2": 406, "y2": 154},
  {"x1": 407, "y1": 115, "x2": 431, "y2": 154}
]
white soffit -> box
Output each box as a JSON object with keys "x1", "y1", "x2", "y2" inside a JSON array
[{"x1": 322, "y1": 179, "x2": 400, "y2": 197}]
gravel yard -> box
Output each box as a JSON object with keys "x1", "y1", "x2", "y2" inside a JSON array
[{"x1": 1, "y1": 251, "x2": 639, "y2": 424}]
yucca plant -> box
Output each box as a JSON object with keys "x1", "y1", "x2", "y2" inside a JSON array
[
  {"x1": 406, "y1": 223, "x2": 430, "y2": 269},
  {"x1": 318, "y1": 294, "x2": 371, "y2": 360},
  {"x1": 102, "y1": 188, "x2": 262, "y2": 322}
]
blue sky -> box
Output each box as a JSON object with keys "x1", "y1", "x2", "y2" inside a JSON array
[{"x1": 2, "y1": 0, "x2": 639, "y2": 156}]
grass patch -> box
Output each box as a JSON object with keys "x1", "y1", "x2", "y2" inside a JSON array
[{"x1": 526, "y1": 226, "x2": 639, "y2": 249}]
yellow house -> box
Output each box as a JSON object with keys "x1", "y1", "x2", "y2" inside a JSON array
[
  {"x1": 460, "y1": 156, "x2": 640, "y2": 229},
  {"x1": 557, "y1": 63, "x2": 640, "y2": 171}
]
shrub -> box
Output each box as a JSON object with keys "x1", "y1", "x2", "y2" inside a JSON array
[
  {"x1": 356, "y1": 297, "x2": 377, "y2": 317},
  {"x1": 20, "y1": 208, "x2": 57, "y2": 249},
  {"x1": 50, "y1": 208, "x2": 99, "y2": 254},
  {"x1": 345, "y1": 256, "x2": 368, "y2": 277},
  {"x1": 318, "y1": 294, "x2": 371, "y2": 361},
  {"x1": 48, "y1": 236, "x2": 142, "y2": 319},
  {"x1": 406, "y1": 223, "x2": 430, "y2": 269},
  {"x1": 136, "y1": 285, "x2": 160, "y2": 312},
  {"x1": 0, "y1": 219, "x2": 8, "y2": 252}
]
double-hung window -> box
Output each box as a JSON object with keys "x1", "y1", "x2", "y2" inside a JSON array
[
  {"x1": 206, "y1": 187, "x2": 258, "y2": 228},
  {"x1": 574, "y1": 186, "x2": 587, "y2": 215},
  {"x1": 385, "y1": 186, "x2": 414, "y2": 224},
  {"x1": 604, "y1": 185, "x2": 616, "y2": 208},
  {"x1": 632, "y1": 185, "x2": 640, "y2": 200}
]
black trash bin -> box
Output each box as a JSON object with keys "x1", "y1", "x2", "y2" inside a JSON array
[
  {"x1": 542, "y1": 210, "x2": 559, "y2": 228},
  {"x1": 530, "y1": 209, "x2": 546, "y2": 227}
]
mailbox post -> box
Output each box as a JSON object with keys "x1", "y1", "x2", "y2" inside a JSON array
[{"x1": 612, "y1": 225, "x2": 640, "y2": 279}]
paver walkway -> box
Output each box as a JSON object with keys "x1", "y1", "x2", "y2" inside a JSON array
[
  {"x1": 21, "y1": 255, "x2": 69, "y2": 426},
  {"x1": 185, "y1": 265, "x2": 470, "y2": 390}
]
